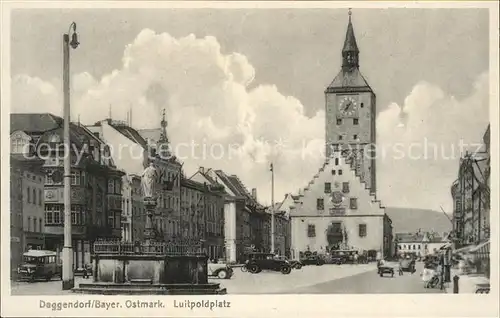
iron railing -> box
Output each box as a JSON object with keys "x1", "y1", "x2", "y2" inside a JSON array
[{"x1": 93, "y1": 238, "x2": 204, "y2": 256}]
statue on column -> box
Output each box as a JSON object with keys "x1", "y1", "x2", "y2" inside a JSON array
[{"x1": 141, "y1": 162, "x2": 158, "y2": 198}]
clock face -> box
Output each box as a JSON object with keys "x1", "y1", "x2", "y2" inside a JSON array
[{"x1": 338, "y1": 95, "x2": 359, "y2": 117}]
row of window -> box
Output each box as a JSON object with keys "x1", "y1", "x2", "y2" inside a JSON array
[
  {"x1": 399, "y1": 244, "x2": 426, "y2": 250},
  {"x1": 324, "y1": 182, "x2": 349, "y2": 194},
  {"x1": 336, "y1": 118, "x2": 359, "y2": 125},
  {"x1": 337, "y1": 134, "x2": 359, "y2": 141},
  {"x1": 25, "y1": 172, "x2": 44, "y2": 183},
  {"x1": 25, "y1": 217, "x2": 43, "y2": 233},
  {"x1": 11, "y1": 139, "x2": 28, "y2": 154},
  {"x1": 307, "y1": 224, "x2": 367, "y2": 237},
  {"x1": 45, "y1": 204, "x2": 86, "y2": 225},
  {"x1": 26, "y1": 187, "x2": 43, "y2": 206},
  {"x1": 45, "y1": 170, "x2": 84, "y2": 186},
  {"x1": 316, "y1": 197, "x2": 357, "y2": 210}
]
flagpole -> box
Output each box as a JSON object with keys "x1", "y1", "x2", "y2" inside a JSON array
[{"x1": 270, "y1": 163, "x2": 275, "y2": 254}]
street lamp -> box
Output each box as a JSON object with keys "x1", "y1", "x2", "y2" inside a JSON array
[
  {"x1": 62, "y1": 22, "x2": 79, "y2": 290},
  {"x1": 270, "y1": 163, "x2": 275, "y2": 254}
]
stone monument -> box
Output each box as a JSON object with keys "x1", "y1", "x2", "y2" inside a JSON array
[{"x1": 73, "y1": 163, "x2": 226, "y2": 295}]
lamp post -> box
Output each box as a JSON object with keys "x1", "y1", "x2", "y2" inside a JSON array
[
  {"x1": 270, "y1": 163, "x2": 275, "y2": 254},
  {"x1": 62, "y1": 22, "x2": 79, "y2": 290}
]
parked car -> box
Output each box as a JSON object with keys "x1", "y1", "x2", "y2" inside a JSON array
[
  {"x1": 377, "y1": 260, "x2": 397, "y2": 277},
  {"x1": 301, "y1": 255, "x2": 325, "y2": 266},
  {"x1": 400, "y1": 258, "x2": 416, "y2": 273},
  {"x1": 17, "y1": 250, "x2": 61, "y2": 282},
  {"x1": 289, "y1": 260, "x2": 304, "y2": 269},
  {"x1": 208, "y1": 262, "x2": 233, "y2": 279},
  {"x1": 275, "y1": 256, "x2": 303, "y2": 269},
  {"x1": 245, "y1": 252, "x2": 292, "y2": 274}
]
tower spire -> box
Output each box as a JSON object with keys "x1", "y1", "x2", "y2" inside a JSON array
[
  {"x1": 158, "y1": 108, "x2": 171, "y2": 158},
  {"x1": 342, "y1": 8, "x2": 359, "y2": 71}
]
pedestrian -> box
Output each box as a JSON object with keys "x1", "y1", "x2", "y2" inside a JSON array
[
  {"x1": 82, "y1": 265, "x2": 89, "y2": 279},
  {"x1": 421, "y1": 262, "x2": 435, "y2": 288}
]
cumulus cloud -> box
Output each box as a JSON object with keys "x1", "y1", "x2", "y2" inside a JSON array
[
  {"x1": 11, "y1": 29, "x2": 489, "y2": 211},
  {"x1": 376, "y1": 72, "x2": 489, "y2": 212},
  {"x1": 11, "y1": 29, "x2": 324, "y2": 204}
]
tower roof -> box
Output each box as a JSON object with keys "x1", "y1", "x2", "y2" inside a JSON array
[
  {"x1": 325, "y1": 9, "x2": 372, "y2": 93},
  {"x1": 342, "y1": 11, "x2": 359, "y2": 53}
]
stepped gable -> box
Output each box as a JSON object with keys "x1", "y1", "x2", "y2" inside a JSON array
[{"x1": 291, "y1": 151, "x2": 385, "y2": 217}]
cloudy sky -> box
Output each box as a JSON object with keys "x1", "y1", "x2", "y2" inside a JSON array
[{"x1": 10, "y1": 8, "x2": 490, "y2": 212}]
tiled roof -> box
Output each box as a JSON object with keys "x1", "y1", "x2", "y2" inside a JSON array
[
  {"x1": 342, "y1": 19, "x2": 359, "y2": 53},
  {"x1": 11, "y1": 113, "x2": 62, "y2": 134},
  {"x1": 227, "y1": 175, "x2": 263, "y2": 208},
  {"x1": 109, "y1": 121, "x2": 148, "y2": 148},
  {"x1": 327, "y1": 68, "x2": 372, "y2": 91},
  {"x1": 10, "y1": 113, "x2": 99, "y2": 149},
  {"x1": 215, "y1": 171, "x2": 244, "y2": 198},
  {"x1": 138, "y1": 128, "x2": 161, "y2": 143},
  {"x1": 395, "y1": 233, "x2": 424, "y2": 243}
]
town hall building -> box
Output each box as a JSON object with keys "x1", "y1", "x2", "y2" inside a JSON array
[{"x1": 290, "y1": 11, "x2": 393, "y2": 259}]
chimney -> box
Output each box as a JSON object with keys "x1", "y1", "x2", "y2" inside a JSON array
[
  {"x1": 199, "y1": 166, "x2": 205, "y2": 174},
  {"x1": 251, "y1": 188, "x2": 257, "y2": 201}
]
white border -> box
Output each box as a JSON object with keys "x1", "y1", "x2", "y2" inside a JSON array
[{"x1": 1, "y1": 1, "x2": 499, "y2": 317}]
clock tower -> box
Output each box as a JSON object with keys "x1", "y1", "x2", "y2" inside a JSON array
[{"x1": 325, "y1": 10, "x2": 377, "y2": 194}]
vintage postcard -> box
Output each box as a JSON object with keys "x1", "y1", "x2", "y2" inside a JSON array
[{"x1": 1, "y1": 1, "x2": 498, "y2": 317}]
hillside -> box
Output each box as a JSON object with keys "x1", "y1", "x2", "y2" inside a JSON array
[{"x1": 385, "y1": 207, "x2": 453, "y2": 234}]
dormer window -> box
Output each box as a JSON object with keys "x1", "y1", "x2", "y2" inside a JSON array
[{"x1": 10, "y1": 131, "x2": 32, "y2": 154}]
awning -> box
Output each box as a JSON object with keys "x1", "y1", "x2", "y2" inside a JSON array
[
  {"x1": 453, "y1": 245, "x2": 474, "y2": 254},
  {"x1": 440, "y1": 243, "x2": 452, "y2": 250},
  {"x1": 470, "y1": 240, "x2": 490, "y2": 256}
]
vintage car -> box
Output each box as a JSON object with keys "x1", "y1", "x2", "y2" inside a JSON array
[
  {"x1": 245, "y1": 252, "x2": 292, "y2": 274},
  {"x1": 289, "y1": 260, "x2": 304, "y2": 269},
  {"x1": 328, "y1": 250, "x2": 363, "y2": 265},
  {"x1": 207, "y1": 262, "x2": 233, "y2": 279},
  {"x1": 17, "y1": 250, "x2": 61, "y2": 282},
  {"x1": 400, "y1": 258, "x2": 416, "y2": 273},
  {"x1": 377, "y1": 260, "x2": 397, "y2": 277},
  {"x1": 275, "y1": 256, "x2": 303, "y2": 269},
  {"x1": 301, "y1": 255, "x2": 325, "y2": 266}
]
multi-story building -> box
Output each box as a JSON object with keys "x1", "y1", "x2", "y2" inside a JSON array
[
  {"x1": 87, "y1": 111, "x2": 182, "y2": 242},
  {"x1": 10, "y1": 152, "x2": 45, "y2": 273},
  {"x1": 395, "y1": 231, "x2": 450, "y2": 257},
  {"x1": 452, "y1": 125, "x2": 490, "y2": 248},
  {"x1": 191, "y1": 168, "x2": 253, "y2": 263},
  {"x1": 271, "y1": 194, "x2": 295, "y2": 257},
  {"x1": 11, "y1": 113, "x2": 124, "y2": 270},
  {"x1": 180, "y1": 178, "x2": 225, "y2": 260},
  {"x1": 290, "y1": 13, "x2": 393, "y2": 260}
]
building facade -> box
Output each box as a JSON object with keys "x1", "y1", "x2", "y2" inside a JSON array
[
  {"x1": 10, "y1": 153, "x2": 45, "y2": 273},
  {"x1": 290, "y1": 152, "x2": 392, "y2": 259},
  {"x1": 451, "y1": 124, "x2": 490, "y2": 247},
  {"x1": 180, "y1": 178, "x2": 225, "y2": 260},
  {"x1": 87, "y1": 112, "x2": 183, "y2": 242},
  {"x1": 290, "y1": 13, "x2": 392, "y2": 259},
  {"x1": 395, "y1": 231, "x2": 450, "y2": 257},
  {"x1": 11, "y1": 113, "x2": 124, "y2": 270}
]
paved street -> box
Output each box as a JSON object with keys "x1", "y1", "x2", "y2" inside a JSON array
[
  {"x1": 280, "y1": 262, "x2": 443, "y2": 294},
  {"x1": 213, "y1": 263, "x2": 375, "y2": 294},
  {"x1": 11, "y1": 262, "x2": 443, "y2": 295}
]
